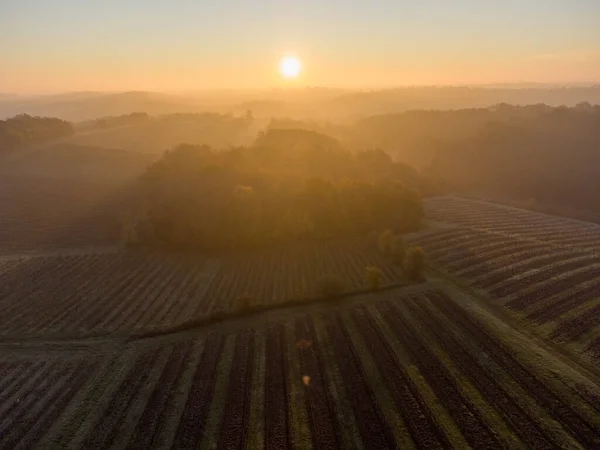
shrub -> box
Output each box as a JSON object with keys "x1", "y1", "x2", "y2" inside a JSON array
[
  {"x1": 405, "y1": 246, "x2": 425, "y2": 281},
  {"x1": 316, "y1": 275, "x2": 345, "y2": 298},
  {"x1": 366, "y1": 265, "x2": 383, "y2": 290},
  {"x1": 378, "y1": 229, "x2": 395, "y2": 253},
  {"x1": 391, "y1": 235, "x2": 406, "y2": 266}
]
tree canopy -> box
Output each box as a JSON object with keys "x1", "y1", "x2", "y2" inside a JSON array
[{"x1": 130, "y1": 129, "x2": 425, "y2": 250}]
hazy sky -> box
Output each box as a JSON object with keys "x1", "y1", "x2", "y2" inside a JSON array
[{"x1": 2, "y1": 0, "x2": 600, "y2": 93}]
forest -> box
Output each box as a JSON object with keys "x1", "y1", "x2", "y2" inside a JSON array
[
  {"x1": 267, "y1": 103, "x2": 600, "y2": 221},
  {"x1": 128, "y1": 129, "x2": 426, "y2": 250},
  {"x1": 427, "y1": 103, "x2": 600, "y2": 220}
]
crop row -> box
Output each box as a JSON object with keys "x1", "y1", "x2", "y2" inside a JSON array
[
  {"x1": 294, "y1": 316, "x2": 341, "y2": 449},
  {"x1": 0, "y1": 238, "x2": 408, "y2": 339},
  {"x1": 425, "y1": 197, "x2": 600, "y2": 251},
  {"x1": 5, "y1": 287, "x2": 600, "y2": 448},
  {"x1": 402, "y1": 295, "x2": 555, "y2": 449},
  {"x1": 201, "y1": 239, "x2": 404, "y2": 314},
  {"x1": 0, "y1": 251, "x2": 214, "y2": 337},
  {"x1": 427, "y1": 290, "x2": 600, "y2": 447},
  {"x1": 506, "y1": 264, "x2": 600, "y2": 310},
  {"x1": 0, "y1": 358, "x2": 96, "y2": 450},
  {"x1": 373, "y1": 301, "x2": 499, "y2": 448},
  {"x1": 413, "y1": 226, "x2": 600, "y2": 348},
  {"x1": 527, "y1": 281, "x2": 600, "y2": 325},
  {"x1": 551, "y1": 303, "x2": 600, "y2": 342},
  {"x1": 482, "y1": 254, "x2": 593, "y2": 298}
]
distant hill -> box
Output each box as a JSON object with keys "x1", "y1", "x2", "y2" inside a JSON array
[
  {"x1": 3, "y1": 86, "x2": 600, "y2": 122},
  {"x1": 67, "y1": 113, "x2": 256, "y2": 154},
  {"x1": 0, "y1": 91, "x2": 203, "y2": 121}
]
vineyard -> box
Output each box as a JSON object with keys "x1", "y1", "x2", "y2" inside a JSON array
[
  {"x1": 412, "y1": 196, "x2": 600, "y2": 361},
  {"x1": 0, "y1": 239, "x2": 403, "y2": 338},
  {"x1": 424, "y1": 196, "x2": 600, "y2": 252},
  {"x1": 2, "y1": 287, "x2": 599, "y2": 449},
  {"x1": 0, "y1": 144, "x2": 154, "y2": 253}
]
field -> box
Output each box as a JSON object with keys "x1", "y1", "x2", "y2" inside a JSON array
[
  {"x1": 0, "y1": 239, "x2": 403, "y2": 339},
  {"x1": 2, "y1": 166, "x2": 600, "y2": 449},
  {"x1": 412, "y1": 196, "x2": 600, "y2": 361},
  {"x1": 1, "y1": 286, "x2": 599, "y2": 449},
  {"x1": 0, "y1": 143, "x2": 154, "y2": 253}
]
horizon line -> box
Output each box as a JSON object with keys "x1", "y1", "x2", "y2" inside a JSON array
[{"x1": 3, "y1": 81, "x2": 600, "y2": 97}]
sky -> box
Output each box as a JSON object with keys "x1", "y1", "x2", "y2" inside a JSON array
[{"x1": 1, "y1": 0, "x2": 600, "y2": 93}]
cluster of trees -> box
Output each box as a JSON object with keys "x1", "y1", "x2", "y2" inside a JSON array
[
  {"x1": 0, "y1": 114, "x2": 74, "y2": 152},
  {"x1": 429, "y1": 104, "x2": 600, "y2": 220},
  {"x1": 128, "y1": 129, "x2": 426, "y2": 250},
  {"x1": 268, "y1": 104, "x2": 600, "y2": 222},
  {"x1": 373, "y1": 230, "x2": 425, "y2": 281}
]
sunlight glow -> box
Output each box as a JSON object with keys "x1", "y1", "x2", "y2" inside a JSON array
[{"x1": 279, "y1": 55, "x2": 302, "y2": 79}]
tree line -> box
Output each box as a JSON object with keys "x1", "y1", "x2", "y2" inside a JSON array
[{"x1": 0, "y1": 114, "x2": 74, "y2": 152}]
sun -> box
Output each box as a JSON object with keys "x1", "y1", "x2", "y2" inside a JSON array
[{"x1": 279, "y1": 55, "x2": 302, "y2": 79}]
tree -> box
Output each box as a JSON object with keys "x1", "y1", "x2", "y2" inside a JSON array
[
  {"x1": 391, "y1": 235, "x2": 405, "y2": 266},
  {"x1": 366, "y1": 266, "x2": 383, "y2": 290},
  {"x1": 405, "y1": 246, "x2": 425, "y2": 281},
  {"x1": 378, "y1": 229, "x2": 395, "y2": 253}
]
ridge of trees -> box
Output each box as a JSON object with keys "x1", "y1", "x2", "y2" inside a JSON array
[{"x1": 0, "y1": 114, "x2": 74, "y2": 152}]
